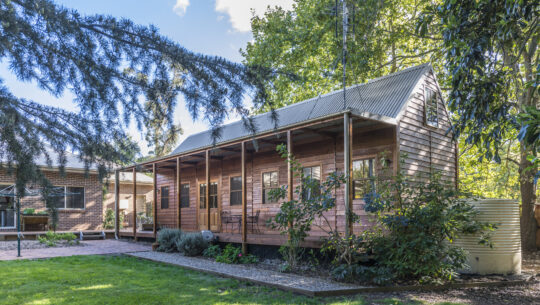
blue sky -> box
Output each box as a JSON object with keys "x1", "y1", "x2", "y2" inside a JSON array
[{"x1": 0, "y1": 0, "x2": 293, "y2": 155}]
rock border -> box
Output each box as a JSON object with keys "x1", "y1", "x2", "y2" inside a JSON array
[{"x1": 126, "y1": 251, "x2": 535, "y2": 297}]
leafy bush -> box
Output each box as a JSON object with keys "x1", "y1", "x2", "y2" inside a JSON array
[
  {"x1": 331, "y1": 264, "x2": 394, "y2": 285},
  {"x1": 38, "y1": 231, "x2": 79, "y2": 247},
  {"x1": 176, "y1": 232, "x2": 208, "y2": 256},
  {"x1": 358, "y1": 164, "x2": 495, "y2": 284},
  {"x1": 103, "y1": 208, "x2": 123, "y2": 229},
  {"x1": 156, "y1": 229, "x2": 183, "y2": 252},
  {"x1": 215, "y1": 244, "x2": 258, "y2": 264},
  {"x1": 203, "y1": 244, "x2": 221, "y2": 258},
  {"x1": 267, "y1": 144, "x2": 344, "y2": 271},
  {"x1": 22, "y1": 208, "x2": 35, "y2": 215}
]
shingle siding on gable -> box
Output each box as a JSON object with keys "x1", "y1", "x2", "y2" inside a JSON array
[{"x1": 398, "y1": 70, "x2": 457, "y2": 184}]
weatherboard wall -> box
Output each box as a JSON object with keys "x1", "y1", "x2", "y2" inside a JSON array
[{"x1": 153, "y1": 124, "x2": 396, "y2": 239}]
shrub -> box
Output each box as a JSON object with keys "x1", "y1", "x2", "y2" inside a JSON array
[
  {"x1": 267, "y1": 144, "x2": 345, "y2": 271},
  {"x1": 358, "y1": 162, "x2": 495, "y2": 284},
  {"x1": 331, "y1": 264, "x2": 394, "y2": 285},
  {"x1": 103, "y1": 208, "x2": 123, "y2": 229},
  {"x1": 22, "y1": 208, "x2": 35, "y2": 215},
  {"x1": 156, "y1": 229, "x2": 183, "y2": 252},
  {"x1": 215, "y1": 244, "x2": 258, "y2": 264},
  {"x1": 176, "y1": 232, "x2": 208, "y2": 256},
  {"x1": 203, "y1": 244, "x2": 221, "y2": 258},
  {"x1": 38, "y1": 231, "x2": 79, "y2": 247}
]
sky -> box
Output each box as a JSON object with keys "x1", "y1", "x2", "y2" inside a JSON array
[{"x1": 0, "y1": 0, "x2": 294, "y2": 155}]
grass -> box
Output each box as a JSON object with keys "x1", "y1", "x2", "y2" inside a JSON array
[{"x1": 0, "y1": 255, "x2": 463, "y2": 305}]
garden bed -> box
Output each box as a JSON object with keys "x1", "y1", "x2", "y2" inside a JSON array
[
  {"x1": 0, "y1": 240, "x2": 85, "y2": 251},
  {"x1": 130, "y1": 250, "x2": 535, "y2": 297}
]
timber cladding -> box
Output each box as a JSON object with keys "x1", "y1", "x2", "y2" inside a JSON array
[
  {"x1": 398, "y1": 70, "x2": 456, "y2": 184},
  {"x1": 154, "y1": 126, "x2": 396, "y2": 237}
]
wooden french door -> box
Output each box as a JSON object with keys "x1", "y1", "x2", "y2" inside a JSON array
[{"x1": 198, "y1": 182, "x2": 220, "y2": 231}]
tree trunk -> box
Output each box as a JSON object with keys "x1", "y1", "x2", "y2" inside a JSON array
[{"x1": 519, "y1": 144, "x2": 538, "y2": 251}]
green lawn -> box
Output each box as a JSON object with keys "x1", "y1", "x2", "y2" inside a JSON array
[{"x1": 0, "y1": 255, "x2": 460, "y2": 305}]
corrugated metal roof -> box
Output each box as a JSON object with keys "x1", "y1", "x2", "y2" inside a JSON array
[{"x1": 171, "y1": 63, "x2": 430, "y2": 155}]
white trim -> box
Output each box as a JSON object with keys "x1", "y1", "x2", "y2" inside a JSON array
[
  {"x1": 423, "y1": 84, "x2": 440, "y2": 128},
  {"x1": 54, "y1": 185, "x2": 86, "y2": 210},
  {"x1": 0, "y1": 187, "x2": 16, "y2": 229}
]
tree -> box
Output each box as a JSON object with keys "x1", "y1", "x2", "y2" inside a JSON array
[
  {"x1": 0, "y1": 0, "x2": 273, "y2": 197},
  {"x1": 246, "y1": 0, "x2": 539, "y2": 250},
  {"x1": 242, "y1": 0, "x2": 443, "y2": 112},
  {"x1": 459, "y1": 132, "x2": 521, "y2": 200},
  {"x1": 418, "y1": 0, "x2": 539, "y2": 250}
]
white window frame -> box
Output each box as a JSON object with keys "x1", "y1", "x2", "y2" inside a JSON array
[
  {"x1": 424, "y1": 85, "x2": 439, "y2": 128},
  {"x1": 54, "y1": 186, "x2": 86, "y2": 210},
  {"x1": 0, "y1": 185, "x2": 16, "y2": 229}
]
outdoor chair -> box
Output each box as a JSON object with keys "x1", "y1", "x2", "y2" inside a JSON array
[
  {"x1": 247, "y1": 210, "x2": 260, "y2": 233},
  {"x1": 221, "y1": 211, "x2": 241, "y2": 233}
]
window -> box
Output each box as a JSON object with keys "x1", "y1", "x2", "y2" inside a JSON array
[
  {"x1": 229, "y1": 176, "x2": 242, "y2": 206},
  {"x1": 161, "y1": 186, "x2": 169, "y2": 209},
  {"x1": 352, "y1": 159, "x2": 376, "y2": 199},
  {"x1": 302, "y1": 166, "x2": 321, "y2": 200},
  {"x1": 209, "y1": 182, "x2": 218, "y2": 208},
  {"x1": 425, "y1": 87, "x2": 439, "y2": 127},
  {"x1": 49, "y1": 186, "x2": 85, "y2": 209},
  {"x1": 180, "y1": 184, "x2": 190, "y2": 208},
  {"x1": 0, "y1": 185, "x2": 15, "y2": 228},
  {"x1": 262, "y1": 171, "x2": 279, "y2": 204},
  {"x1": 199, "y1": 184, "x2": 206, "y2": 208},
  {"x1": 200, "y1": 182, "x2": 218, "y2": 209}
]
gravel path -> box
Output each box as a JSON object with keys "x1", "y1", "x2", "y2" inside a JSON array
[{"x1": 127, "y1": 251, "x2": 364, "y2": 293}]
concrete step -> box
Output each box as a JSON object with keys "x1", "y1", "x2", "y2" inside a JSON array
[{"x1": 79, "y1": 231, "x2": 105, "y2": 241}]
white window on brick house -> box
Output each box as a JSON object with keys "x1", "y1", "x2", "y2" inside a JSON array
[
  {"x1": 50, "y1": 186, "x2": 85, "y2": 209},
  {"x1": 424, "y1": 87, "x2": 439, "y2": 127},
  {"x1": 0, "y1": 184, "x2": 15, "y2": 228}
]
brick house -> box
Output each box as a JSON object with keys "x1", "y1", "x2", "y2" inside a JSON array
[{"x1": 0, "y1": 148, "x2": 152, "y2": 232}]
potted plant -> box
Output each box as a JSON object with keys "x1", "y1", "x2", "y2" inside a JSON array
[
  {"x1": 21, "y1": 209, "x2": 49, "y2": 231},
  {"x1": 138, "y1": 214, "x2": 153, "y2": 231}
]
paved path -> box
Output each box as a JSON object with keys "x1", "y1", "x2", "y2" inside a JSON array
[
  {"x1": 127, "y1": 251, "x2": 367, "y2": 296},
  {"x1": 0, "y1": 240, "x2": 151, "y2": 260}
]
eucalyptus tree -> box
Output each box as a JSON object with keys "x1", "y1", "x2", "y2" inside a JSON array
[
  {"x1": 242, "y1": 0, "x2": 443, "y2": 111},
  {"x1": 419, "y1": 0, "x2": 539, "y2": 250},
  {"x1": 0, "y1": 0, "x2": 273, "y2": 196}
]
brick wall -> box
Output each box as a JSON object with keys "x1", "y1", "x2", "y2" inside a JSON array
[{"x1": 0, "y1": 169, "x2": 103, "y2": 231}]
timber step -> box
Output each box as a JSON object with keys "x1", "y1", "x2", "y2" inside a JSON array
[{"x1": 79, "y1": 231, "x2": 105, "y2": 241}]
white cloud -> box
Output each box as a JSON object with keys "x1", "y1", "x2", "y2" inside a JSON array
[
  {"x1": 215, "y1": 0, "x2": 294, "y2": 32},
  {"x1": 173, "y1": 0, "x2": 190, "y2": 16}
]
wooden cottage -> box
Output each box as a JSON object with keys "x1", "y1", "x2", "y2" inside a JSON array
[{"x1": 115, "y1": 64, "x2": 457, "y2": 248}]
